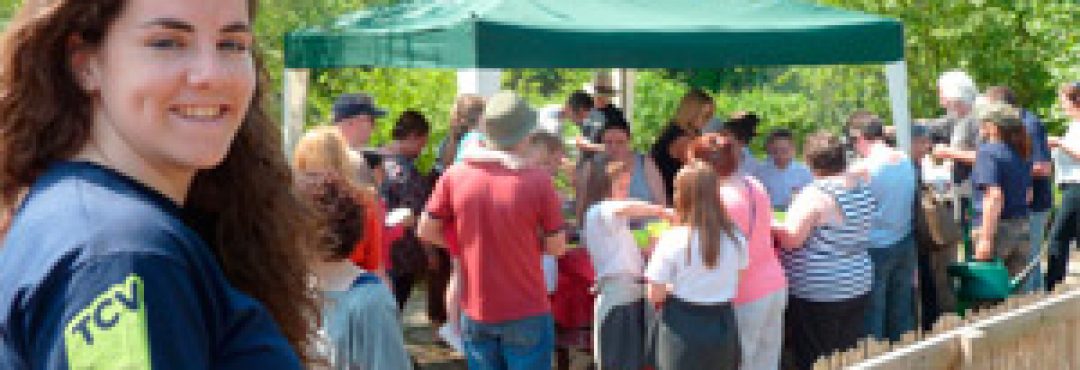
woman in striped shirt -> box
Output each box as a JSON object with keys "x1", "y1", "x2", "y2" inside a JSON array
[{"x1": 772, "y1": 132, "x2": 878, "y2": 370}]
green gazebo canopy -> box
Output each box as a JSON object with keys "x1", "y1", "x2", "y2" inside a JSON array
[{"x1": 284, "y1": 0, "x2": 904, "y2": 69}]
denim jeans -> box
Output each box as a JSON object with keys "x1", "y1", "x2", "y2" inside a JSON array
[
  {"x1": 460, "y1": 313, "x2": 554, "y2": 370},
  {"x1": 864, "y1": 234, "x2": 917, "y2": 342},
  {"x1": 1022, "y1": 211, "x2": 1049, "y2": 292}
]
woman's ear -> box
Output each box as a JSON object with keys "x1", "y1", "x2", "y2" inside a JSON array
[{"x1": 68, "y1": 35, "x2": 101, "y2": 93}]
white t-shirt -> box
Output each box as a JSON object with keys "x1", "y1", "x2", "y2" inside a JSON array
[
  {"x1": 1055, "y1": 121, "x2": 1080, "y2": 184},
  {"x1": 584, "y1": 200, "x2": 646, "y2": 279},
  {"x1": 542, "y1": 255, "x2": 558, "y2": 293},
  {"x1": 645, "y1": 226, "x2": 748, "y2": 304}
]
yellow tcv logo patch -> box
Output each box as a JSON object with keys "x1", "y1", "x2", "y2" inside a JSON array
[{"x1": 64, "y1": 274, "x2": 150, "y2": 370}]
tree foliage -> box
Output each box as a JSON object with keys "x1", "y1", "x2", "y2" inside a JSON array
[
  {"x1": 818, "y1": 0, "x2": 1080, "y2": 133},
  {"x1": 251, "y1": 0, "x2": 1080, "y2": 162},
  {"x1": 1, "y1": 0, "x2": 1074, "y2": 163}
]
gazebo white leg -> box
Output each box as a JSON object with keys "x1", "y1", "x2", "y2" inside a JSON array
[
  {"x1": 885, "y1": 60, "x2": 912, "y2": 152},
  {"x1": 456, "y1": 68, "x2": 502, "y2": 98},
  {"x1": 282, "y1": 68, "x2": 310, "y2": 156},
  {"x1": 614, "y1": 68, "x2": 635, "y2": 122}
]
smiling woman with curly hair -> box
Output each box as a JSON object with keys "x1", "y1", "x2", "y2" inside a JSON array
[{"x1": 0, "y1": 0, "x2": 320, "y2": 368}]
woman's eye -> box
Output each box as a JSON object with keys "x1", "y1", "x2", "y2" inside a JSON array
[
  {"x1": 219, "y1": 40, "x2": 250, "y2": 52},
  {"x1": 148, "y1": 38, "x2": 183, "y2": 49}
]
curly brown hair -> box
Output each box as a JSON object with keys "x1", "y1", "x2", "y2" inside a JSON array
[
  {"x1": 0, "y1": 0, "x2": 319, "y2": 361},
  {"x1": 295, "y1": 173, "x2": 367, "y2": 261}
]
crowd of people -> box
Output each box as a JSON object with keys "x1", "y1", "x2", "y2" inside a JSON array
[
  {"x1": 1, "y1": 1, "x2": 1078, "y2": 370},
  {"x1": 282, "y1": 69, "x2": 1080, "y2": 370}
]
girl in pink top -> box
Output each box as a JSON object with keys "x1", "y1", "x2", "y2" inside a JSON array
[{"x1": 692, "y1": 133, "x2": 788, "y2": 370}]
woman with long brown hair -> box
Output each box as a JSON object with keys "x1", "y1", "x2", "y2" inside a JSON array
[
  {"x1": 645, "y1": 161, "x2": 747, "y2": 370},
  {"x1": 690, "y1": 133, "x2": 787, "y2": 370},
  {"x1": 577, "y1": 153, "x2": 671, "y2": 370},
  {"x1": 649, "y1": 89, "x2": 715, "y2": 204},
  {"x1": 0, "y1": 0, "x2": 317, "y2": 368}
]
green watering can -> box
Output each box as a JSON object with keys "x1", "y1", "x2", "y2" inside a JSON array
[
  {"x1": 946, "y1": 202, "x2": 1013, "y2": 306},
  {"x1": 946, "y1": 204, "x2": 1041, "y2": 307},
  {"x1": 947, "y1": 259, "x2": 1011, "y2": 302}
]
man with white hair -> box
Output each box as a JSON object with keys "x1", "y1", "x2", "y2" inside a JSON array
[
  {"x1": 931, "y1": 70, "x2": 982, "y2": 242},
  {"x1": 932, "y1": 70, "x2": 980, "y2": 179}
]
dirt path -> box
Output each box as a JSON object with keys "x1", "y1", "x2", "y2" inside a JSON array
[{"x1": 401, "y1": 291, "x2": 467, "y2": 370}]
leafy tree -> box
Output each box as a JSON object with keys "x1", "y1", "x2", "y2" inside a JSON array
[
  {"x1": 0, "y1": 0, "x2": 16, "y2": 20},
  {"x1": 5, "y1": 0, "x2": 1071, "y2": 164},
  {"x1": 818, "y1": 0, "x2": 1080, "y2": 133}
]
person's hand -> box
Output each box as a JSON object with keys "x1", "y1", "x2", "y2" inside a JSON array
[
  {"x1": 657, "y1": 207, "x2": 677, "y2": 222},
  {"x1": 846, "y1": 164, "x2": 870, "y2": 184},
  {"x1": 573, "y1": 135, "x2": 588, "y2": 148},
  {"x1": 574, "y1": 136, "x2": 603, "y2": 153},
  {"x1": 664, "y1": 210, "x2": 680, "y2": 224},
  {"x1": 932, "y1": 145, "x2": 954, "y2": 160},
  {"x1": 974, "y1": 237, "x2": 994, "y2": 261}
]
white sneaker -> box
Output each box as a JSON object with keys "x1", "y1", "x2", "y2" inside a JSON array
[{"x1": 437, "y1": 324, "x2": 464, "y2": 353}]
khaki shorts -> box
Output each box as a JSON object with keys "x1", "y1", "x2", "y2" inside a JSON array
[{"x1": 974, "y1": 218, "x2": 1032, "y2": 277}]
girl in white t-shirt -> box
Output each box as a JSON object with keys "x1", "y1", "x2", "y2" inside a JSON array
[
  {"x1": 579, "y1": 154, "x2": 672, "y2": 370},
  {"x1": 646, "y1": 161, "x2": 748, "y2": 370}
]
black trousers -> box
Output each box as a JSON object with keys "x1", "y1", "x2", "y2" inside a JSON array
[
  {"x1": 1047, "y1": 184, "x2": 1080, "y2": 291},
  {"x1": 390, "y1": 247, "x2": 453, "y2": 324},
  {"x1": 917, "y1": 251, "x2": 941, "y2": 331},
  {"x1": 785, "y1": 294, "x2": 869, "y2": 370}
]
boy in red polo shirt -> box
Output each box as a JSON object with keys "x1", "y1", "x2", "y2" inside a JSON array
[{"x1": 419, "y1": 91, "x2": 566, "y2": 370}]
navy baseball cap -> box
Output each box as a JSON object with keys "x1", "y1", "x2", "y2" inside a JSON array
[{"x1": 332, "y1": 93, "x2": 387, "y2": 123}]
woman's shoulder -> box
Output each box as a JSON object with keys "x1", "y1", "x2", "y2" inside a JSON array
[
  {"x1": 0, "y1": 185, "x2": 207, "y2": 316},
  {"x1": 8, "y1": 165, "x2": 204, "y2": 262},
  {"x1": 977, "y1": 141, "x2": 1012, "y2": 156},
  {"x1": 583, "y1": 200, "x2": 612, "y2": 221},
  {"x1": 791, "y1": 180, "x2": 827, "y2": 200},
  {"x1": 740, "y1": 176, "x2": 769, "y2": 197}
]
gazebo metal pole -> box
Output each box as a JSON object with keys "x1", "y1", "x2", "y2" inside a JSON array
[
  {"x1": 885, "y1": 60, "x2": 912, "y2": 152},
  {"x1": 614, "y1": 68, "x2": 635, "y2": 124},
  {"x1": 456, "y1": 68, "x2": 502, "y2": 97},
  {"x1": 282, "y1": 68, "x2": 311, "y2": 156}
]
